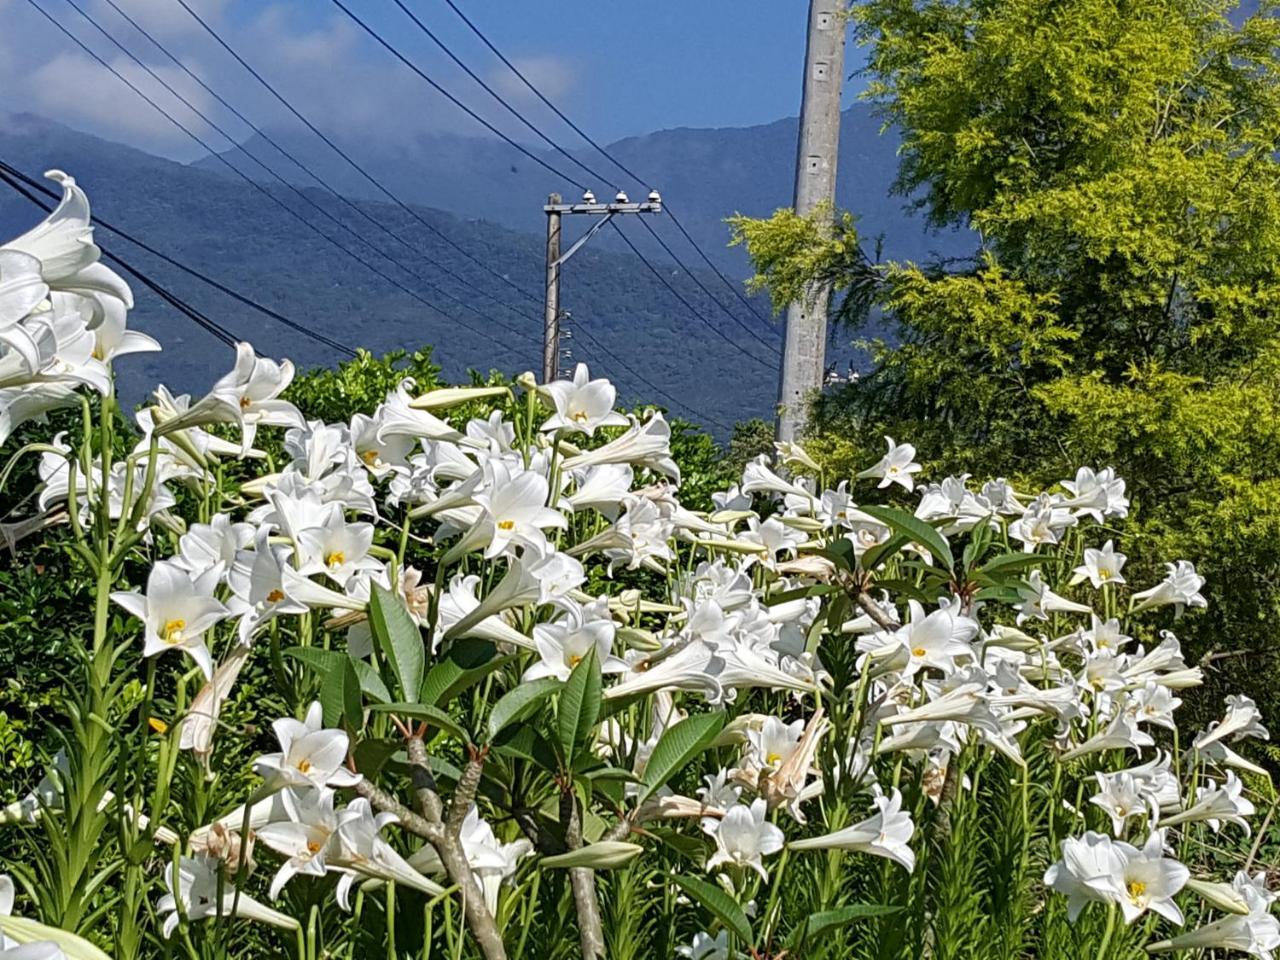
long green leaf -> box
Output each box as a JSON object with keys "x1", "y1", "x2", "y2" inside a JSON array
[
  {"x1": 487, "y1": 677, "x2": 561, "y2": 741},
  {"x1": 858, "y1": 504, "x2": 955, "y2": 573},
  {"x1": 319, "y1": 654, "x2": 363, "y2": 730},
  {"x1": 805, "y1": 904, "x2": 902, "y2": 939},
  {"x1": 286, "y1": 647, "x2": 391, "y2": 706},
  {"x1": 420, "y1": 639, "x2": 506, "y2": 706},
  {"x1": 369, "y1": 582, "x2": 425, "y2": 703},
  {"x1": 557, "y1": 645, "x2": 601, "y2": 763},
  {"x1": 670, "y1": 874, "x2": 752, "y2": 946},
  {"x1": 638, "y1": 712, "x2": 725, "y2": 803}
]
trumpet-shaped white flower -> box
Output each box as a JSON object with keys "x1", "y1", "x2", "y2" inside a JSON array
[
  {"x1": 295, "y1": 509, "x2": 380, "y2": 585},
  {"x1": 209, "y1": 342, "x2": 305, "y2": 453},
  {"x1": 1149, "y1": 871, "x2": 1280, "y2": 958},
  {"x1": 1194, "y1": 694, "x2": 1270, "y2": 753},
  {"x1": 1161, "y1": 772, "x2": 1256, "y2": 834},
  {"x1": 175, "y1": 514, "x2": 253, "y2": 578},
  {"x1": 157, "y1": 854, "x2": 298, "y2": 939},
  {"x1": 524, "y1": 606, "x2": 626, "y2": 682},
  {"x1": 561, "y1": 412, "x2": 680, "y2": 481},
  {"x1": 253, "y1": 701, "x2": 362, "y2": 793},
  {"x1": 1014, "y1": 570, "x2": 1092, "y2": 624},
  {"x1": 111, "y1": 560, "x2": 230, "y2": 680},
  {"x1": 540, "y1": 362, "x2": 629, "y2": 436},
  {"x1": 1110, "y1": 830, "x2": 1189, "y2": 925},
  {"x1": 228, "y1": 530, "x2": 309, "y2": 644},
  {"x1": 1009, "y1": 495, "x2": 1077, "y2": 551},
  {"x1": 676, "y1": 931, "x2": 729, "y2": 960},
  {"x1": 1060, "y1": 467, "x2": 1129, "y2": 522},
  {"x1": 1131, "y1": 560, "x2": 1207, "y2": 615},
  {"x1": 703, "y1": 798, "x2": 784, "y2": 880},
  {"x1": 788, "y1": 787, "x2": 916, "y2": 871},
  {"x1": 410, "y1": 805, "x2": 532, "y2": 914},
  {"x1": 1072, "y1": 540, "x2": 1126, "y2": 589},
  {"x1": 1090, "y1": 771, "x2": 1155, "y2": 837},
  {"x1": 1044, "y1": 831, "x2": 1128, "y2": 921},
  {"x1": 857, "y1": 436, "x2": 921, "y2": 491},
  {"x1": 472, "y1": 461, "x2": 567, "y2": 559}
]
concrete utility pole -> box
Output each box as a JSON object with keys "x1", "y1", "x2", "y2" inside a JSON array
[
  {"x1": 542, "y1": 190, "x2": 663, "y2": 382},
  {"x1": 776, "y1": 0, "x2": 848, "y2": 442},
  {"x1": 543, "y1": 194, "x2": 563, "y2": 384}
]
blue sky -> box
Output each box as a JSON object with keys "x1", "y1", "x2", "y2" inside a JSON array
[{"x1": 0, "y1": 0, "x2": 860, "y2": 159}]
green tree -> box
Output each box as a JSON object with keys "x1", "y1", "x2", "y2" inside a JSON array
[{"x1": 732, "y1": 0, "x2": 1280, "y2": 719}]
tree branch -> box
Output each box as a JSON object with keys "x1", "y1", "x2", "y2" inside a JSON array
[
  {"x1": 561, "y1": 790, "x2": 606, "y2": 959},
  {"x1": 856, "y1": 590, "x2": 902, "y2": 632}
]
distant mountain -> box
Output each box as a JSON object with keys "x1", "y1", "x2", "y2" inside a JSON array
[
  {"x1": 0, "y1": 109, "x2": 973, "y2": 435},
  {"x1": 196, "y1": 104, "x2": 968, "y2": 273},
  {"x1": 0, "y1": 114, "x2": 805, "y2": 432}
]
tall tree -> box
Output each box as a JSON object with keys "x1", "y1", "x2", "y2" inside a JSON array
[{"x1": 733, "y1": 0, "x2": 1280, "y2": 717}]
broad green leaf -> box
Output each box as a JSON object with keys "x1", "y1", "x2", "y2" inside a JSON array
[
  {"x1": 763, "y1": 583, "x2": 836, "y2": 607},
  {"x1": 812, "y1": 536, "x2": 856, "y2": 572},
  {"x1": 319, "y1": 654, "x2": 363, "y2": 730},
  {"x1": 861, "y1": 533, "x2": 909, "y2": 571},
  {"x1": 805, "y1": 904, "x2": 903, "y2": 940},
  {"x1": 419, "y1": 639, "x2": 508, "y2": 706},
  {"x1": 369, "y1": 702, "x2": 469, "y2": 743},
  {"x1": 638, "y1": 712, "x2": 726, "y2": 803},
  {"x1": 284, "y1": 647, "x2": 392, "y2": 703},
  {"x1": 858, "y1": 505, "x2": 955, "y2": 573},
  {"x1": 976, "y1": 552, "x2": 1058, "y2": 578},
  {"x1": 539, "y1": 841, "x2": 643, "y2": 870},
  {"x1": 369, "y1": 582, "x2": 425, "y2": 703},
  {"x1": 557, "y1": 645, "x2": 601, "y2": 763},
  {"x1": 491, "y1": 726, "x2": 559, "y2": 772},
  {"x1": 487, "y1": 677, "x2": 561, "y2": 741},
  {"x1": 670, "y1": 874, "x2": 753, "y2": 946}
]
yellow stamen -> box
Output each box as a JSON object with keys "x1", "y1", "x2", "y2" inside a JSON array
[
  {"x1": 571, "y1": 410, "x2": 590, "y2": 423},
  {"x1": 567, "y1": 654, "x2": 583, "y2": 668},
  {"x1": 162, "y1": 619, "x2": 186, "y2": 644},
  {"x1": 359, "y1": 449, "x2": 379, "y2": 466},
  {"x1": 766, "y1": 752, "x2": 783, "y2": 766},
  {"x1": 1127, "y1": 880, "x2": 1146, "y2": 901},
  {"x1": 497, "y1": 519, "x2": 515, "y2": 531},
  {"x1": 267, "y1": 589, "x2": 285, "y2": 603},
  {"x1": 297, "y1": 759, "x2": 312, "y2": 774},
  {"x1": 912, "y1": 647, "x2": 927, "y2": 658},
  {"x1": 325, "y1": 551, "x2": 346, "y2": 569},
  {"x1": 148, "y1": 717, "x2": 169, "y2": 734},
  {"x1": 306, "y1": 841, "x2": 322, "y2": 854},
  {"x1": 239, "y1": 395, "x2": 252, "y2": 410}
]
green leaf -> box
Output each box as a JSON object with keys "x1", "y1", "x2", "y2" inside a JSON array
[
  {"x1": 491, "y1": 726, "x2": 559, "y2": 772},
  {"x1": 419, "y1": 639, "x2": 509, "y2": 706},
  {"x1": 487, "y1": 677, "x2": 561, "y2": 741},
  {"x1": 858, "y1": 505, "x2": 955, "y2": 573},
  {"x1": 861, "y1": 533, "x2": 909, "y2": 571},
  {"x1": 812, "y1": 536, "x2": 856, "y2": 572},
  {"x1": 369, "y1": 582, "x2": 425, "y2": 703},
  {"x1": 805, "y1": 904, "x2": 902, "y2": 940},
  {"x1": 670, "y1": 874, "x2": 753, "y2": 946},
  {"x1": 763, "y1": 583, "x2": 836, "y2": 607},
  {"x1": 368, "y1": 702, "x2": 469, "y2": 743},
  {"x1": 319, "y1": 654, "x2": 363, "y2": 730},
  {"x1": 638, "y1": 712, "x2": 725, "y2": 803},
  {"x1": 977, "y1": 552, "x2": 1057, "y2": 576},
  {"x1": 284, "y1": 647, "x2": 392, "y2": 703},
  {"x1": 557, "y1": 645, "x2": 602, "y2": 763}
]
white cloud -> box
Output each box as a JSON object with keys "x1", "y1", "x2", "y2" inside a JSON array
[
  {"x1": 86, "y1": 0, "x2": 230, "y2": 41},
  {"x1": 26, "y1": 51, "x2": 218, "y2": 154},
  {"x1": 491, "y1": 55, "x2": 575, "y2": 104}
]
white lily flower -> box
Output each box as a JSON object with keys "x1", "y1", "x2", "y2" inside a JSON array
[
  {"x1": 1043, "y1": 831, "x2": 1128, "y2": 921},
  {"x1": 331, "y1": 799, "x2": 446, "y2": 908},
  {"x1": 1014, "y1": 570, "x2": 1093, "y2": 624},
  {"x1": 175, "y1": 514, "x2": 254, "y2": 579},
  {"x1": 1194, "y1": 694, "x2": 1270, "y2": 753},
  {"x1": 409, "y1": 805, "x2": 531, "y2": 914},
  {"x1": 180, "y1": 644, "x2": 250, "y2": 768},
  {"x1": 1072, "y1": 540, "x2": 1127, "y2": 589},
  {"x1": 788, "y1": 787, "x2": 916, "y2": 871},
  {"x1": 253, "y1": 702, "x2": 362, "y2": 793},
  {"x1": 1009, "y1": 494, "x2": 1077, "y2": 552},
  {"x1": 111, "y1": 560, "x2": 230, "y2": 680},
  {"x1": 1161, "y1": 772, "x2": 1256, "y2": 834},
  {"x1": 561, "y1": 411, "x2": 680, "y2": 482},
  {"x1": 1061, "y1": 713, "x2": 1154, "y2": 761},
  {"x1": 1131, "y1": 560, "x2": 1207, "y2": 615},
  {"x1": 1149, "y1": 871, "x2": 1280, "y2": 957},
  {"x1": 856, "y1": 436, "x2": 922, "y2": 491},
  {"x1": 88, "y1": 292, "x2": 158, "y2": 364},
  {"x1": 471, "y1": 461, "x2": 567, "y2": 559},
  {"x1": 295, "y1": 508, "x2": 380, "y2": 585},
  {"x1": 1060, "y1": 466, "x2": 1129, "y2": 522},
  {"x1": 539, "y1": 362, "x2": 629, "y2": 436},
  {"x1": 157, "y1": 855, "x2": 298, "y2": 939},
  {"x1": 524, "y1": 604, "x2": 626, "y2": 682},
  {"x1": 1090, "y1": 771, "x2": 1155, "y2": 837},
  {"x1": 228, "y1": 530, "x2": 309, "y2": 644},
  {"x1": 1110, "y1": 830, "x2": 1189, "y2": 925},
  {"x1": 208, "y1": 342, "x2": 305, "y2": 454},
  {"x1": 255, "y1": 787, "x2": 341, "y2": 899},
  {"x1": 703, "y1": 798, "x2": 784, "y2": 880},
  {"x1": 434, "y1": 574, "x2": 532, "y2": 651},
  {"x1": 676, "y1": 930, "x2": 730, "y2": 960}
]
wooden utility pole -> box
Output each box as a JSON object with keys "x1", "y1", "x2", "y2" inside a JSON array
[
  {"x1": 543, "y1": 193, "x2": 563, "y2": 383},
  {"x1": 542, "y1": 190, "x2": 663, "y2": 382},
  {"x1": 776, "y1": 0, "x2": 847, "y2": 442}
]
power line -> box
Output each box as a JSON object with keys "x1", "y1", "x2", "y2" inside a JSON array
[
  {"x1": 0, "y1": 166, "x2": 243, "y2": 349},
  {"x1": 607, "y1": 219, "x2": 776, "y2": 370},
  {"x1": 61, "y1": 0, "x2": 539, "y2": 349},
  {"x1": 22, "y1": 0, "x2": 527, "y2": 361},
  {"x1": 170, "y1": 0, "x2": 542, "y2": 310},
  {"x1": 0, "y1": 158, "x2": 357, "y2": 357},
  {"x1": 95, "y1": 0, "x2": 545, "y2": 335},
  {"x1": 327, "y1": 0, "x2": 590, "y2": 195},
  {"x1": 568, "y1": 322, "x2": 733, "y2": 432},
  {"x1": 635, "y1": 216, "x2": 780, "y2": 357},
  {"x1": 435, "y1": 0, "x2": 778, "y2": 330},
  {"x1": 388, "y1": 0, "x2": 618, "y2": 191}
]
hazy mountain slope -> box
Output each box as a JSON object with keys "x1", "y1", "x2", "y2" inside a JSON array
[
  {"x1": 196, "y1": 104, "x2": 971, "y2": 273},
  {"x1": 0, "y1": 113, "x2": 802, "y2": 433}
]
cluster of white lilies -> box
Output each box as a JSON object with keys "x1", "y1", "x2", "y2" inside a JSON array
[{"x1": 0, "y1": 171, "x2": 1276, "y2": 960}]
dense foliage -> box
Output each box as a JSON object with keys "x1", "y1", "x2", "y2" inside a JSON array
[{"x1": 731, "y1": 0, "x2": 1280, "y2": 724}]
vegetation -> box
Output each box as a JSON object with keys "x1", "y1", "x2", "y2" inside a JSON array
[{"x1": 732, "y1": 0, "x2": 1280, "y2": 724}]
